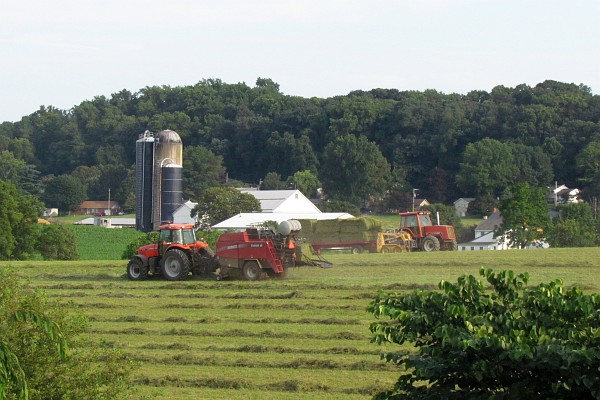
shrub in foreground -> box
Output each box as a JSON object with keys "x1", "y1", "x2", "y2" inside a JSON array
[
  {"x1": 0, "y1": 271, "x2": 136, "y2": 400},
  {"x1": 368, "y1": 268, "x2": 600, "y2": 399}
]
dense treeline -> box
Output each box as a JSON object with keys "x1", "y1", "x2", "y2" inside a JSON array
[{"x1": 0, "y1": 78, "x2": 599, "y2": 211}]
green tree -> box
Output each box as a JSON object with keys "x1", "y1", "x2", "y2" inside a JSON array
[
  {"x1": 264, "y1": 131, "x2": 319, "y2": 178},
  {"x1": 368, "y1": 268, "x2": 600, "y2": 399},
  {"x1": 287, "y1": 170, "x2": 320, "y2": 198},
  {"x1": 182, "y1": 145, "x2": 226, "y2": 200},
  {"x1": 456, "y1": 138, "x2": 519, "y2": 198},
  {"x1": 317, "y1": 200, "x2": 361, "y2": 216},
  {"x1": 468, "y1": 194, "x2": 498, "y2": 217},
  {"x1": 547, "y1": 202, "x2": 599, "y2": 247},
  {"x1": 576, "y1": 139, "x2": 600, "y2": 184},
  {"x1": 498, "y1": 183, "x2": 551, "y2": 248},
  {"x1": 260, "y1": 172, "x2": 286, "y2": 190},
  {"x1": 511, "y1": 143, "x2": 553, "y2": 188},
  {"x1": 423, "y1": 203, "x2": 463, "y2": 229},
  {"x1": 0, "y1": 271, "x2": 135, "y2": 400},
  {"x1": 41, "y1": 175, "x2": 87, "y2": 213},
  {"x1": 36, "y1": 224, "x2": 79, "y2": 260},
  {"x1": 87, "y1": 164, "x2": 131, "y2": 205},
  {"x1": 0, "y1": 180, "x2": 42, "y2": 260},
  {"x1": 191, "y1": 187, "x2": 261, "y2": 229},
  {"x1": 0, "y1": 150, "x2": 40, "y2": 196},
  {"x1": 321, "y1": 135, "x2": 390, "y2": 205}
]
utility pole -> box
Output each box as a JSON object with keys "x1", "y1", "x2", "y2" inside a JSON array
[
  {"x1": 108, "y1": 188, "x2": 111, "y2": 216},
  {"x1": 412, "y1": 188, "x2": 419, "y2": 212}
]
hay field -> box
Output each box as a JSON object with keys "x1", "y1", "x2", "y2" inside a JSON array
[{"x1": 3, "y1": 248, "x2": 599, "y2": 399}]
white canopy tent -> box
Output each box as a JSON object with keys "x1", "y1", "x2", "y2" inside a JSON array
[{"x1": 212, "y1": 212, "x2": 354, "y2": 230}]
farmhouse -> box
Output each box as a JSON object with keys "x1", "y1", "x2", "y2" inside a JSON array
[
  {"x1": 78, "y1": 200, "x2": 122, "y2": 215},
  {"x1": 454, "y1": 197, "x2": 475, "y2": 217},
  {"x1": 458, "y1": 211, "x2": 509, "y2": 251},
  {"x1": 549, "y1": 184, "x2": 581, "y2": 205}
]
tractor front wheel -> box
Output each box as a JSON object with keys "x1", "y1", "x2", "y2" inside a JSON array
[
  {"x1": 160, "y1": 249, "x2": 191, "y2": 281},
  {"x1": 127, "y1": 258, "x2": 149, "y2": 280},
  {"x1": 242, "y1": 261, "x2": 261, "y2": 281},
  {"x1": 422, "y1": 235, "x2": 441, "y2": 252}
]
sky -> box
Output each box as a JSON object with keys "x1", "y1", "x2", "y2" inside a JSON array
[{"x1": 1, "y1": 0, "x2": 598, "y2": 122}]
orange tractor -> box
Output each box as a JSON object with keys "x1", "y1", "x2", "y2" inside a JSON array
[
  {"x1": 127, "y1": 223, "x2": 217, "y2": 281},
  {"x1": 399, "y1": 211, "x2": 457, "y2": 251}
]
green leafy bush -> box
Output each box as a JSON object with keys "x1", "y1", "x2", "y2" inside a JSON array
[
  {"x1": 36, "y1": 224, "x2": 79, "y2": 260},
  {"x1": 121, "y1": 231, "x2": 158, "y2": 259},
  {"x1": 0, "y1": 271, "x2": 136, "y2": 400},
  {"x1": 368, "y1": 268, "x2": 600, "y2": 399}
]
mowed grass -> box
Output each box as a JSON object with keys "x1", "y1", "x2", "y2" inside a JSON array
[{"x1": 2, "y1": 247, "x2": 600, "y2": 399}]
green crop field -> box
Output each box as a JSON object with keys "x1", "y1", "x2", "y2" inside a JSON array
[
  {"x1": 66, "y1": 225, "x2": 145, "y2": 260},
  {"x1": 2, "y1": 248, "x2": 599, "y2": 399}
]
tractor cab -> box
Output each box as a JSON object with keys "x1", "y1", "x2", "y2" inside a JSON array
[
  {"x1": 400, "y1": 211, "x2": 433, "y2": 238},
  {"x1": 157, "y1": 223, "x2": 201, "y2": 255}
]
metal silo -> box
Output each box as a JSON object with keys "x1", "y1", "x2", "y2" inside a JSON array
[
  {"x1": 135, "y1": 131, "x2": 156, "y2": 232},
  {"x1": 152, "y1": 130, "x2": 184, "y2": 229},
  {"x1": 160, "y1": 163, "x2": 183, "y2": 224}
]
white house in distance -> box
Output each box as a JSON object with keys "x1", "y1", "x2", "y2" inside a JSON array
[
  {"x1": 458, "y1": 211, "x2": 509, "y2": 251},
  {"x1": 549, "y1": 184, "x2": 581, "y2": 205},
  {"x1": 172, "y1": 200, "x2": 197, "y2": 225},
  {"x1": 454, "y1": 197, "x2": 475, "y2": 217},
  {"x1": 212, "y1": 189, "x2": 353, "y2": 230}
]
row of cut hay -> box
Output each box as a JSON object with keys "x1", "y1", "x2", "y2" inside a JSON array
[{"x1": 297, "y1": 218, "x2": 382, "y2": 244}]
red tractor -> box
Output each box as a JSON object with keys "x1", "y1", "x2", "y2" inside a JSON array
[
  {"x1": 399, "y1": 211, "x2": 457, "y2": 251},
  {"x1": 215, "y1": 220, "x2": 301, "y2": 281},
  {"x1": 127, "y1": 223, "x2": 217, "y2": 281}
]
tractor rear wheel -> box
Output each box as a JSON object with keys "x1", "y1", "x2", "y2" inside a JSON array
[
  {"x1": 127, "y1": 258, "x2": 149, "y2": 280},
  {"x1": 160, "y1": 249, "x2": 191, "y2": 281},
  {"x1": 422, "y1": 235, "x2": 441, "y2": 252},
  {"x1": 242, "y1": 261, "x2": 261, "y2": 281}
]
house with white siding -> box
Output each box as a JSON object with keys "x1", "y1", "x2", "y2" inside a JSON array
[{"x1": 458, "y1": 211, "x2": 509, "y2": 251}]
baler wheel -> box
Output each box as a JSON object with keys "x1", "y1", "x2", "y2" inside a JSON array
[
  {"x1": 351, "y1": 246, "x2": 363, "y2": 254},
  {"x1": 160, "y1": 249, "x2": 191, "y2": 281},
  {"x1": 127, "y1": 257, "x2": 149, "y2": 280},
  {"x1": 242, "y1": 261, "x2": 261, "y2": 281}
]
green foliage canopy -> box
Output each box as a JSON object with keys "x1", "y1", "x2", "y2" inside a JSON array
[
  {"x1": 547, "y1": 202, "x2": 599, "y2": 247},
  {"x1": 36, "y1": 224, "x2": 79, "y2": 260},
  {"x1": 368, "y1": 268, "x2": 600, "y2": 399},
  {"x1": 456, "y1": 138, "x2": 518, "y2": 198},
  {"x1": 498, "y1": 182, "x2": 551, "y2": 248},
  {"x1": 287, "y1": 170, "x2": 320, "y2": 198},
  {"x1": 0, "y1": 271, "x2": 135, "y2": 399},
  {"x1": 182, "y1": 145, "x2": 226, "y2": 200},
  {"x1": 321, "y1": 135, "x2": 390, "y2": 205},
  {"x1": 41, "y1": 175, "x2": 87, "y2": 213},
  {"x1": 191, "y1": 186, "x2": 261, "y2": 229},
  {"x1": 0, "y1": 180, "x2": 42, "y2": 260}
]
